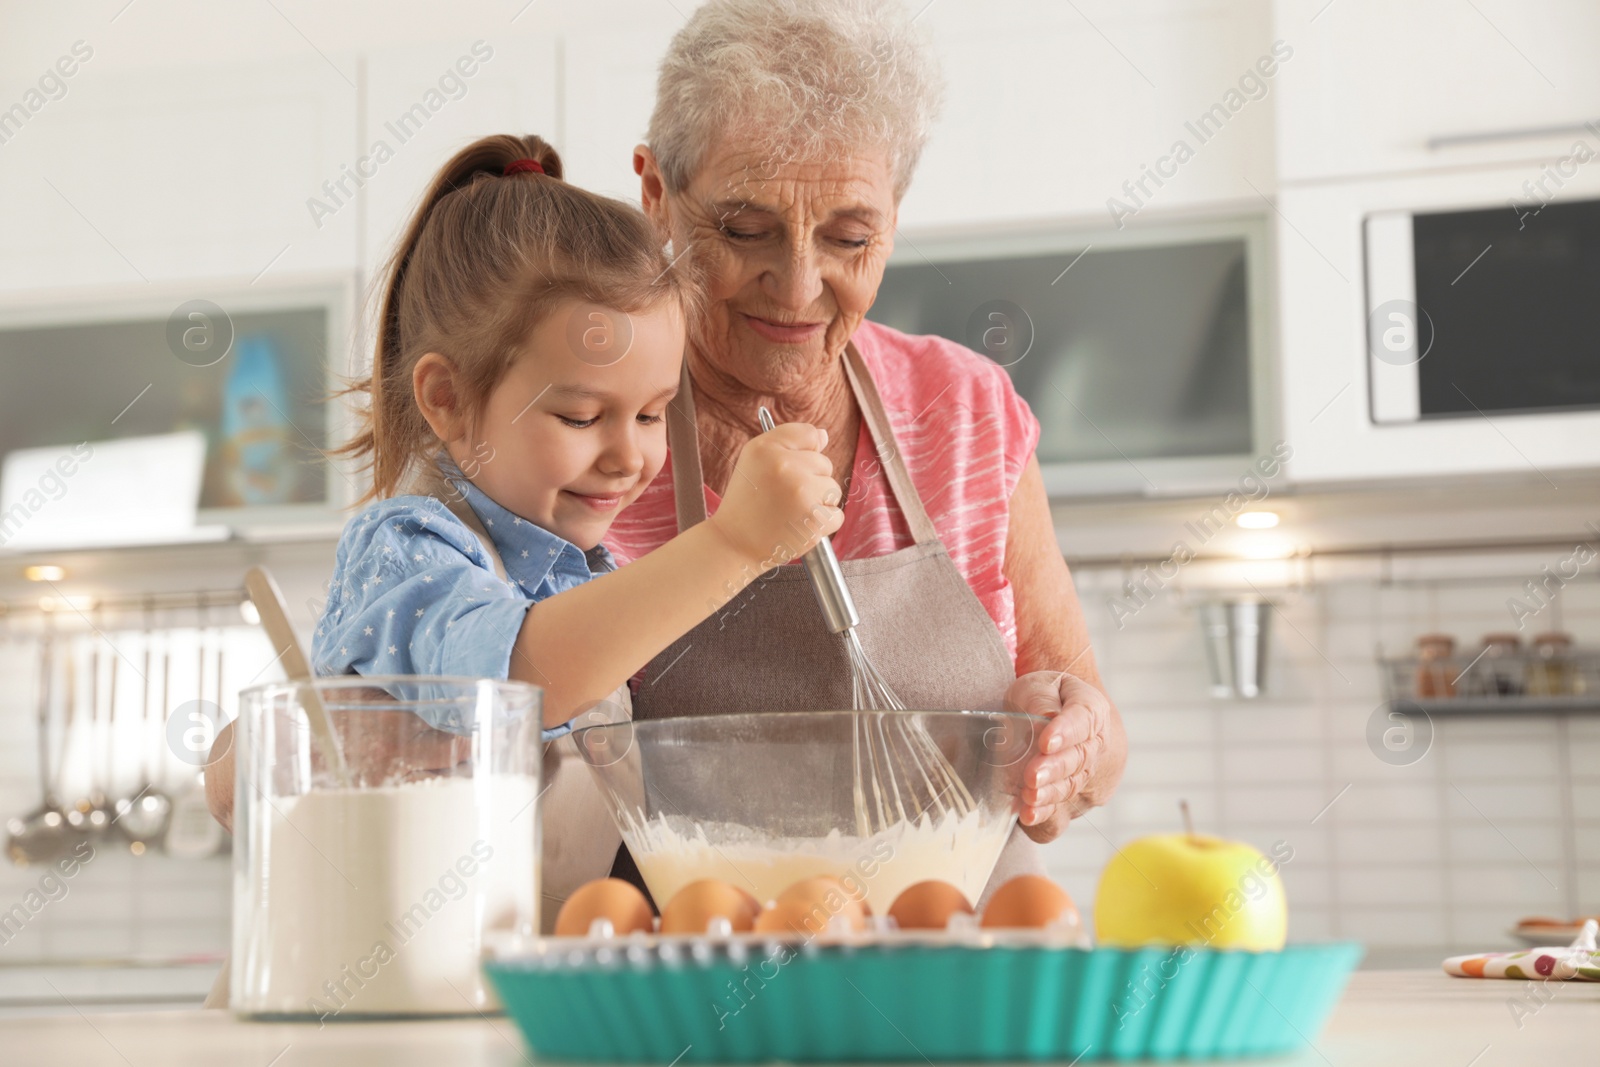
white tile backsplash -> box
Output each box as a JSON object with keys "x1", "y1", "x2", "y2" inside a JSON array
[
  {"x1": 1334, "y1": 825, "x2": 1445, "y2": 865},
  {"x1": 1567, "y1": 824, "x2": 1600, "y2": 865},
  {"x1": 1566, "y1": 738, "x2": 1600, "y2": 769},
  {"x1": 1119, "y1": 747, "x2": 1218, "y2": 787},
  {"x1": 1445, "y1": 783, "x2": 1565, "y2": 822},
  {"x1": 1221, "y1": 785, "x2": 1331, "y2": 825},
  {"x1": 1441, "y1": 741, "x2": 1558, "y2": 779},
  {"x1": 1119, "y1": 707, "x2": 1217, "y2": 747},
  {"x1": 1278, "y1": 865, "x2": 1336, "y2": 906},
  {"x1": 1060, "y1": 565, "x2": 1600, "y2": 954},
  {"x1": 1448, "y1": 867, "x2": 1566, "y2": 910},
  {"x1": 1287, "y1": 908, "x2": 1337, "y2": 941},
  {"x1": 0, "y1": 594, "x2": 284, "y2": 965},
  {"x1": 1573, "y1": 868, "x2": 1600, "y2": 906},
  {"x1": 1339, "y1": 908, "x2": 1450, "y2": 947},
  {"x1": 1568, "y1": 784, "x2": 1600, "y2": 813},
  {"x1": 1219, "y1": 744, "x2": 1326, "y2": 784},
  {"x1": 1335, "y1": 866, "x2": 1447, "y2": 906},
  {"x1": 1447, "y1": 824, "x2": 1567, "y2": 865},
  {"x1": 1215, "y1": 702, "x2": 1326, "y2": 743},
  {"x1": 1325, "y1": 783, "x2": 1444, "y2": 823}
]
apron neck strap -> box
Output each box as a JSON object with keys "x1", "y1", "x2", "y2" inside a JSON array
[
  {"x1": 840, "y1": 343, "x2": 939, "y2": 544},
  {"x1": 665, "y1": 343, "x2": 939, "y2": 544},
  {"x1": 665, "y1": 358, "x2": 709, "y2": 535}
]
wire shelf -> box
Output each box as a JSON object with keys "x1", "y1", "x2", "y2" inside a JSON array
[{"x1": 1380, "y1": 650, "x2": 1600, "y2": 714}]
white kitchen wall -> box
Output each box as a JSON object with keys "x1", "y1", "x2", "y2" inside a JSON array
[{"x1": 1042, "y1": 560, "x2": 1600, "y2": 958}]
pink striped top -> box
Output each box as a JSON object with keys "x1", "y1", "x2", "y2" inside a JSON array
[{"x1": 603, "y1": 319, "x2": 1041, "y2": 660}]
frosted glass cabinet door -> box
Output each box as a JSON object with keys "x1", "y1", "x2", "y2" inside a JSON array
[
  {"x1": 868, "y1": 227, "x2": 1268, "y2": 495},
  {"x1": 0, "y1": 277, "x2": 354, "y2": 532}
]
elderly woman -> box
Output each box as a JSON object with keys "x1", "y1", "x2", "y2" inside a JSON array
[{"x1": 594, "y1": 0, "x2": 1127, "y2": 902}]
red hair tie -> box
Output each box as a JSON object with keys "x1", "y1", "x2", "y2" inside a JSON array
[{"x1": 503, "y1": 158, "x2": 545, "y2": 177}]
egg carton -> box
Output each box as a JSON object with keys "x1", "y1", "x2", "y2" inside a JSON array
[
  {"x1": 505, "y1": 908, "x2": 1091, "y2": 954},
  {"x1": 483, "y1": 933, "x2": 1362, "y2": 1063}
]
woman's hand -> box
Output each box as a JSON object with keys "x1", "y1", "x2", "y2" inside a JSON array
[
  {"x1": 1001, "y1": 455, "x2": 1127, "y2": 843},
  {"x1": 1004, "y1": 670, "x2": 1116, "y2": 842}
]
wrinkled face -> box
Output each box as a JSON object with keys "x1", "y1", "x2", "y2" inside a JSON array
[
  {"x1": 456, "y1": 299, "x2": 684, "y2": 549},
  {"x1": 663, "y1": 140, "x2": 898, "y2": 394}
]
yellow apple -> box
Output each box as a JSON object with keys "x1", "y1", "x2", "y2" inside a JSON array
[{"x1": 1094, "y1": 833, "x2": 1290, "y2": 950}]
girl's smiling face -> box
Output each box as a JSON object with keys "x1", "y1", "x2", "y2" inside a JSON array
[{"x1": 415, "y1": 297, "x2": 685, "y2": 550}]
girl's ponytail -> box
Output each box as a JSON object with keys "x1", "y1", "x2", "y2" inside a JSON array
[{"x1": 341, "y1": 134, "x2": 687, "y2": 501}]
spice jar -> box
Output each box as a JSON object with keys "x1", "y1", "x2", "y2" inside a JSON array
[
  {"x1": 1469, "y1": 633, "x2": 1525, "y2": 697},
  {"x1": 1528, "y1": 632, "x2": 1573, "y2": 697},
  {"x1": 1414, "y1": 634, "x2": 1457, "y2": 699}
]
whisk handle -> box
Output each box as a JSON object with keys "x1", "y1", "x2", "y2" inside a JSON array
[
  {"x1": 758, "y1": 406, "x2": 860, "y2": 635},
  {"x1": 803, "y1": 538, "x2": 859, "y2": 634}
]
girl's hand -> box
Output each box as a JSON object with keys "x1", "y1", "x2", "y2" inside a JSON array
[
  {"x1": 710, "y1": 422, "x2": 843, "y2": 567},
  {"x1": 1003, "y1": 670, "x2": 1114, "y2": 842}
]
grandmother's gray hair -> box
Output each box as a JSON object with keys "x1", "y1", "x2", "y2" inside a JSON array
[{"x1": 646, "y1": 0, "x2": 944, "y2": 200}]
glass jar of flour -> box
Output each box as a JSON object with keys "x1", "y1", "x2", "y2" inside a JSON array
[{"x1": 232, "y1": 677, "x2": 541, "y2": 1018}]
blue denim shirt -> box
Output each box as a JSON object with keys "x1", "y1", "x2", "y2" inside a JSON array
[{"x1": 311, "y1": 465, "x2": 615, "y2": 738}]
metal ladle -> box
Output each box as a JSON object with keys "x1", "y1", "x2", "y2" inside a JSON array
[
  {"x1": 89, "y1": 650, "x2": 119, "y2": 833},
  {"x1": 6, "y1": 623, "x2": 76, "y2": 867},
  {"x1": 64, "y1": 628, "x2": 104, "y2": 836},
  {"x1": 115, "y1": 600, "x2": 172, "y2": 850},
  {"x1": 164, "y1": 600, "x2": 227, "y2": 859}
]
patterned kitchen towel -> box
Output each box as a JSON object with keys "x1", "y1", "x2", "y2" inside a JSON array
[{"x1": 1443, "y1": 919, "x2": 1600, "y2": 980}]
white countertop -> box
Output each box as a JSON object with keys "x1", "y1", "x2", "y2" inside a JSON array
[
  {"x1": 0, "y1": 962, "x2": 221, "y2": 1017},
  {"x1": 0, "y1": 970, "x2": 1593, "y2": 1065}
]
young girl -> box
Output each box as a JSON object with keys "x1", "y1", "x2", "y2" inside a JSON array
[{"x1": 313, "y1": 132, "x2": 842, "y2": 732}]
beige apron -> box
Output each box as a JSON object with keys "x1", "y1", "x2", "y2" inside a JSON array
[
  {"x1": 407, "y1": 461, "x2": 630, "y2": 934},
  {"x1": 609, "y1": 341, "x2": 1044, "y2": 909}
]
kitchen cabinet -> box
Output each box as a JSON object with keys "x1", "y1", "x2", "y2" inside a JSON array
[
  {"x1": 1273, "y1": 0, "x2": 1600, "y2": 183},
  {"x1": 0, "y1": 56, "x2": 360, "y2": 292},
  {"x1": 902, "y1": 0, "x2": 1279, "y2": 229},
  {"x1": 556, "y1": 1, "x2": 1283, "y2": 228},
  {"x1": 362, "y1": 37, "x2": 560, "y2": 271},
  {"x1": 560, "y1": 21, "x2": 683, "y2": 200}
]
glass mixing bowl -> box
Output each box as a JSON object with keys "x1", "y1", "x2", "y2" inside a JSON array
[{"x1": 569, "y1": 709, "x2": 1044, "y2": 915}]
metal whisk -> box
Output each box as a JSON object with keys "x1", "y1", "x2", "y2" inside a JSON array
[{"x1": 757, "y1": 408, "x2": 976, "y2": 837}]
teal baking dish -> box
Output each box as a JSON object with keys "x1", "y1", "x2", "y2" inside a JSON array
[{"x1": 485, "y1": 938, "x2": 1362, "y2": 1062}]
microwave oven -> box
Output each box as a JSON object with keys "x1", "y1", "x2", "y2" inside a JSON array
[{"x1": 1364, "y1": 197, "x2": 1600, "y2": 425}]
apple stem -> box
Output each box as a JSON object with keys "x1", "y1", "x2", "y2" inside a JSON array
[{"x1": 1179, "y1": 798, "x2": 1195, "y2": 838}]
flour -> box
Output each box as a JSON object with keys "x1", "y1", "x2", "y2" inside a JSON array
[
  {"x1": 625, "y1": 807, "x2": 1010, "y2": 915},
  {"x1": 233, "y1": 775, "x2": 538, "y2": 1016}
]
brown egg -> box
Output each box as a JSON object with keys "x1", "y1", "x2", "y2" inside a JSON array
[
  {"x1": 554, "y1": 878, "x2": 655, "y2": 937},
  {"x1": 980, "y1": 875, "x2": 1080, "y2": 930},
  {"x1": 660, "y1": 879, "x2": 761, "y2": 935},
  {"x1": 777, "y1": 875, "x2": 871, "y2": 925},
  {"x1": 888, "y1": 880, "x2": 974, "y2": 930},
  {"x1": 756, "y1": 876, "x2": 870, "y2": 938},
  {"x1": 754, "y1": 897, "x2": 829, "y2": 939}
]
